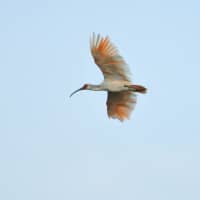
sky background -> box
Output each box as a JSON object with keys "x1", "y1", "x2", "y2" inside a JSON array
[{"x1": 1, "y1": 0, "x2": 200, "y2": 199}]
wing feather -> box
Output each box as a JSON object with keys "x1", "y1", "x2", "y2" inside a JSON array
[
  {"x1": 90, "y1": 33, "x2": 132, "y2": 82},
  {"x1": 106, "y1": 91, "x2": 136, "y2": 121}
]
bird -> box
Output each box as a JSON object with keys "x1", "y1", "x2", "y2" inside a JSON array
[{"x1": 70, "y1": 33, "x2": 147, "y2": 121}]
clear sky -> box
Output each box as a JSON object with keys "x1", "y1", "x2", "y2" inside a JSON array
[{"x1": 1, "y1": 0, "x2": 200, "y2": 199}]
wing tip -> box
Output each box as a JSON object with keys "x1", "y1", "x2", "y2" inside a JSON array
[
  {"x1": 108, "y1": 115, "x2": 130, "y2": 122},
  {"x1": 90, "y1": 32, "x2": 118, "y2": 57},
  {"x1": 107, "y1": 104, "x2": 133, "y2": 122}
]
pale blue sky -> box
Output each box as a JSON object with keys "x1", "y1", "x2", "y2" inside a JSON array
[{"x1": 0, "y1": 0, "x2": 200, "y2": 199}]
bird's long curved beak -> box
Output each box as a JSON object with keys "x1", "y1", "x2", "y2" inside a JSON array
[{"x1": 69, "y1": 87, "x2": 83, "y2": 97}]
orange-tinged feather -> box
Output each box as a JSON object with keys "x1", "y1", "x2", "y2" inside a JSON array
[
  {"x1": 98, "y1": 38, "x2": 107, "y2": 52},
  {"x1": 96, "y1": 37, "x2": 116, "y2": 56},
  {"x1": 101, "y1": 37, "x2": 109, "y2": 50},
  {"x1": 116, "y1": 105, "x2": 128, "y2": 119},
  {"x1": 90, "y1": 33, "x2": 131, "y2": 82},
  {"x1": 106, "y1": 91, "x2": 136, "y2": 121}
]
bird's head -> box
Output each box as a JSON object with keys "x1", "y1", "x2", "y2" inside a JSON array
[{"x1": 69, "y1": 84, "x2": 89, "y2": 97}]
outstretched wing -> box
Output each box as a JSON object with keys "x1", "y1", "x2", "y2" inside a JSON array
[
  {"x1": 106, "y1": 91, "x2": 136, "y2": 121},
  {"x1": 90, "y1": 33, "x2": 132, "y2": 82}
]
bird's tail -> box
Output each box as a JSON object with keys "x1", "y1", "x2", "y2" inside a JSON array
[{"x1": 126, "y1": 84, "x2": 147, "y2": 93}]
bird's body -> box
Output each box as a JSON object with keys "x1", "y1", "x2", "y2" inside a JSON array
[
  {"x1": 70, "y1": 33, "x2": 147, "y2": 121},
  {"x1": 102, "y1": 80, "x2": 130, "y2": 92},
  {"x1": 86, "y1": 80, "x2": 131, "y2": 92}
]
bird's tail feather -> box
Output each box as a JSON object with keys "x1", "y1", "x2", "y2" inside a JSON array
[{"x1": 127, "y1": 84, "x2": 147, "y2": 93}]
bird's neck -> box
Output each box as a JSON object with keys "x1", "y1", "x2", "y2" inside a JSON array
[{"x1": 87, "y1": 84, "x2": 104, "y2": 91}]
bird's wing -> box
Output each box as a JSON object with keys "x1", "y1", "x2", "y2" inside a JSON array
[
  {"x1": 106, "y1": 91, "x2": 136, "y2": 121},
  {"x1": 90, "y1": 33, "x2": 132, "y2": 82}
]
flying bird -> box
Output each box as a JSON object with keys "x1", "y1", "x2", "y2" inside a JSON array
[{"x1": 70, "y1": 33, "x2": 147, "y2": 121}]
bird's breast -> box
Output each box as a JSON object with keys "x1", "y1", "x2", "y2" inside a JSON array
[{"x1": 102, "y1": 81, "x2": 130, "y2": 92}]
